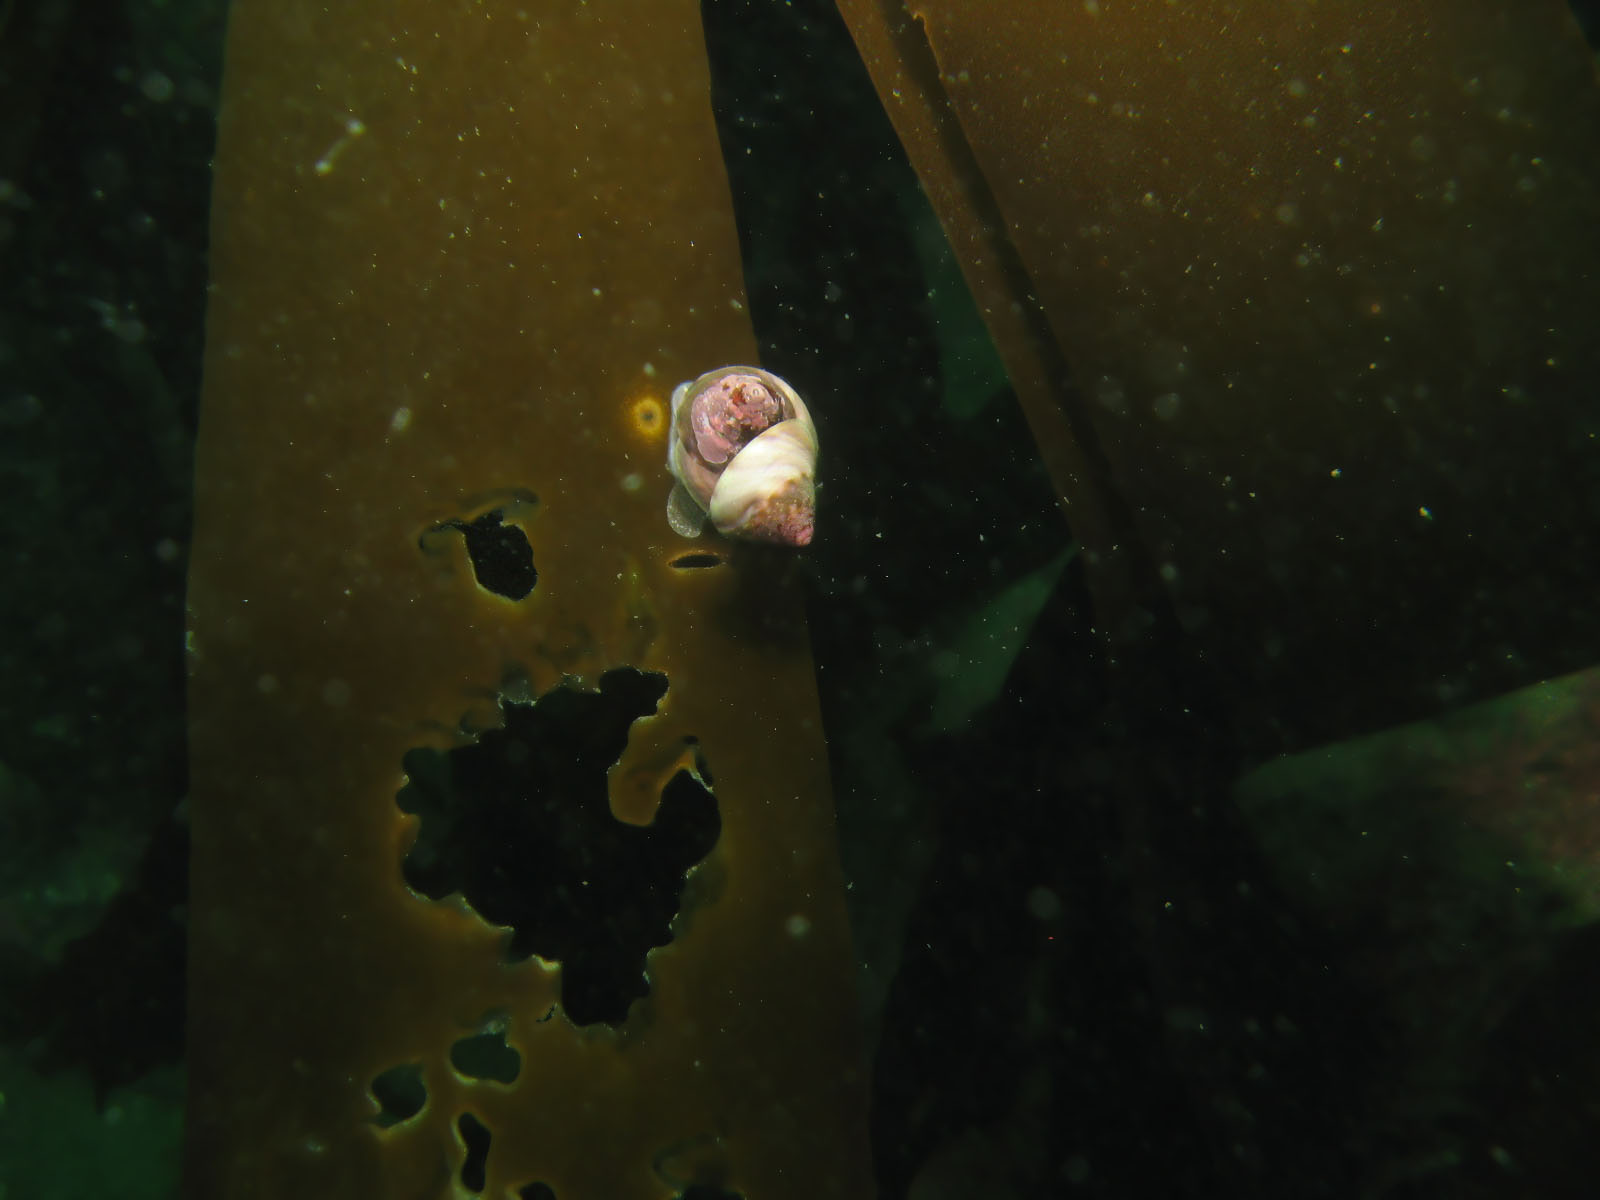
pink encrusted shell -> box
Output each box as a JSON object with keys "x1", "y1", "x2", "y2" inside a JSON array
[{"x1": 665, "y1": 366, "x2": 818, "y2": 546}]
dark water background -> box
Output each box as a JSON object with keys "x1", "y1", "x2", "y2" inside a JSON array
[{"x1": 2, "y1": 2, "x2": 1598, "y2": 1196}]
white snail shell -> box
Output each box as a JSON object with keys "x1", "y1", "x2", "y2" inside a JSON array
[{"x1": 665, "y1": 366, "x2": 818, "y2": 546}]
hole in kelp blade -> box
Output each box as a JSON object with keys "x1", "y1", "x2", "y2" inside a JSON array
[
  {"x1": 449, "y1": 1029, "x2": 521, "y2": 1084},
  {"x1": 457, "y1": 1111, "x2": 491, "y2": 1192},
  {"x1": 395, "y1": 667, "x2": 720, "y2": 1026},
  {"x1": 421, "y1": 502, "x2": 539, "y2": 600},
  {"x1": 368, "y1": 1062, "x2": 427, "y2": 1128},
  {"x1": 670, "y1": 552, "x2": 725, "y2": 570}
]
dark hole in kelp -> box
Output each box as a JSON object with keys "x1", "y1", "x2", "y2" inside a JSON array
[{"x1": 396, "y1": 667, "x2": 719, "y2": 1026}]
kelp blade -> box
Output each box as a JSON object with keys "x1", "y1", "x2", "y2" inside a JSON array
[
  {"x1": 838, "y1": 0, "x2": 1600, "y2": 751},
  {"x1": 187, "y1": 3, "x2": 871, "y2": 1196}
]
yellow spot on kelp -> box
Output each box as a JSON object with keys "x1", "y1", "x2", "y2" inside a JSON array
[{"x1": 628, "y1": 394, "x2": 665, "y2": 442}]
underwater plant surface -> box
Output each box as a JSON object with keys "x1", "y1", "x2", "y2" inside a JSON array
[{"x1": 1, "y1": 1, "x2": 1598, "y2": 1198}]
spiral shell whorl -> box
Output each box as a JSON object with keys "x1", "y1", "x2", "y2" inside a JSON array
[{"x1": 666, "y1": 366, "x2": 818, "y2": 546}]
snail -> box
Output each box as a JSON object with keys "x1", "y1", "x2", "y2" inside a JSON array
[{"x1": 665, "y1": 366, "x2": 818, "y2": 546}]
